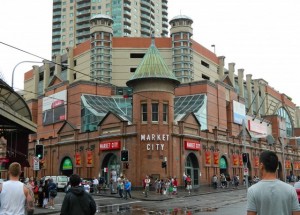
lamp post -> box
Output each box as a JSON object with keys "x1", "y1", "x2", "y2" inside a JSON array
[{"x1": 11, "y1": 60, "x2": 44, "y2": 89}]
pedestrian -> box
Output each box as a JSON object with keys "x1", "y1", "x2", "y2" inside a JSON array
[
  {"x1": 212, "y1": 175, "x2": 218, "y2": 189},
  {"x1": 124, "y1": 179, "x2": 132, "y2": 200},
  {"x1": 186, "y1": 175, "x2": 192, "y2": 195},
  {"x1": 48, "y1": 178, "x2": 57, "y2": 209},
  {"x1": 117, "y1": 177, "x2": 124, "y2": 198},
  {"x1": 247, "y1": 151, "x2": 300, "y2": 215},
  {"x1": 0, "y1": 162, "x2": 35, "y2": 215},
  {"x1": 38, "y1": 179, "x2": 44, "y2": 207},
  {"x1": 33, "y1": 180, "x2": 39, "y2": 206},
  {"x1": 42, "y1": 179, "x2": 49, "y2": 209},
  {"x1": 92, "y1": 177, "x2": 99, "y2": 194},
  {"x1": 183, "y1": 173, "x2": 187, "y2": 188},
  {"x1": 172, "y1": 177, "x2": 178, "y2": 195},
  {"x1": 233, "y1": 175, "x2": 239, "y2": 189},
  {"x1": 83, "y1": 181, "x2": 91, "y2": 193},
  {"x1": 60, "y1": 174, "x2": 96, "y2": 215},
  {"x1": 144, "y1": 175, "x2": 151, "y2": 197}
]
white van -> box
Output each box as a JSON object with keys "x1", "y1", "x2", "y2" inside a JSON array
[{"x1": 57, "y1": 175, "x2": 68, "y2": 191}]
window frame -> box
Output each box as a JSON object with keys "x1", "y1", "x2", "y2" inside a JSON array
[{"x1": 152, "y1": 102, "x2": 159, "y2": 122}]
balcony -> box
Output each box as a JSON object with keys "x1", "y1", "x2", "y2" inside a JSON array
[
  {"x1": 76, "y1": 23, "x2": 90, "y2": 31},
  {"x1": 53, "y1": 11, "x2": 61, "y2": 17},
  {"x1": 53, "y1": 5, "x2": 61, "y2": 10},
  {"x1": 162, "y1": 8, "x2": 168, "y2": 16},
  {"x1": 123, "y1": 10, "x2": 131, "y2": 18},
  {"x1": 162, "y1": 15, "x2": 168, "y2": 22},
  {"x1": 76, "y1": 16, "x2": 90, "y2": 24},
  {"x1": 124, "y1": 3, "x2": 131, "y2": 10},
  {"x1": 53, "y1": 24, "x2": 61, "y2": 30},
  {"x1": 124, "y1": 18, "x2": 131, "y2": 25},
  {"x1": 77, "y1": 2, "x2": 91, "y2": 11},
  {"x1": 77, "y1": 9, "x2": 90, "y2": 17},
  {"x1": 141, "y1": 21, "x2": 151, "y2": 28},
  {"x1": 141, "y1": 6, "x2": 151, "y2": 16},
  {"x1": 162, "y1": 21, "x2": 168, "y2": 28},
  {"x1": 53, "y1": 18, "x2": 61, "y2": 24},
  {"x1": 141, "y1": 0, "x2": 152, "y2": 8},
  {"x1": 162, "y1": 1, "x2": 168, "y2": 9}
]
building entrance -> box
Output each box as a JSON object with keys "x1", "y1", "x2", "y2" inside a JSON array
[
  {"x1": 101, "y1": 153, "x2": 121, "y2": 186},
  {"x1": 185, "y1": 153, "x2": 200, "y2": 187},
  {"x1": 60, "y1": 157, "x2": 73, "y2": 176}
]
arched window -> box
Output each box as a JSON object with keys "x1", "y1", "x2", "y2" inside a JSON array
[{"x1": 277, "y1": 107, "x2": 293, "y2": 137}]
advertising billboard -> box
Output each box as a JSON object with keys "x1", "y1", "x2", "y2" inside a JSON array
[
  {"x1": 42, "y1": 90, "x2": 67, "y2": 125},
  {"x1": 233, "y1": 100, "x2": 246, "y2": 125}
]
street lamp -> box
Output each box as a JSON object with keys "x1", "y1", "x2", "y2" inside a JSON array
[{"x1": 11, "y1": 60, "x2": 44, "y2": 89}]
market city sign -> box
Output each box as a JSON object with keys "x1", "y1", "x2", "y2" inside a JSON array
[{"x1": 140, "y1": 134, "x2": 169, "y2": 151}]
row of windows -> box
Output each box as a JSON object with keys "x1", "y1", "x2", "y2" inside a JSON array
[{"x1": 141, "y1": 103, "x2": 168, "y2": 123}]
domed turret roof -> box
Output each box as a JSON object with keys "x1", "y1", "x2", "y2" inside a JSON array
[
  {"x1": 169, "y1": 15, "x2": 193, "y2": 24},
  {"x1": 126, "y1": 38, "x2": 180, "y2": 87},
  {"x1": 91, "y1": 14, "x2": 113, "y2": 22}
]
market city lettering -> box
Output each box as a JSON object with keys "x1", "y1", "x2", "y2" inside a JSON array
[{"x1": 140, "y1": 134, "x2": 169, "y2": 151}]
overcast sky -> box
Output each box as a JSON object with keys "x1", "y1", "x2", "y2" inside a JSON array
[{"x1": 0, "y1": 0, "x2": 300, "y2": 106}]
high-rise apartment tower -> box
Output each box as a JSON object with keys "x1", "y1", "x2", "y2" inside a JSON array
[{"x1": 52, "y1": 0, "x2": 168, "y2": 56}]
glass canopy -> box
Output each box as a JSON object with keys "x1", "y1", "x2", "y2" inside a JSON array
[{"x1": 81, "y1": 93, "x2": 207, "y2": 131}]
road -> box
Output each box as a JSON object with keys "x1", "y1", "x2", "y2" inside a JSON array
[{"x1": 47, "y1": 189, "x2": 247, "y2": 215}]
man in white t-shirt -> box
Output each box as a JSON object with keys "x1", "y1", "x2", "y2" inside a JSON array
[
  {"x1": 0, "y1": 162, "x2": 34, "y2": 215},
  {"x1": 247, "y1": 151, "x2": 300, "y2": 215},
  {"x1": 92, "y1": 177, "x2": 99, "y2": 194}
]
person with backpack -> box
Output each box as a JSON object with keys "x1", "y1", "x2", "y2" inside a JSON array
[
  {"x1": 60, "y1": 174, "x2": 96, "y2": 215},
  {"x1": 48, "y1": 178, "x2": 57, "y2": 209}
]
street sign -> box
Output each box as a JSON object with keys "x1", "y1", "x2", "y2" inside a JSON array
[
  {"x1": 244, "y1": 167, "x2": 249, "y2": 176},
  {"x1": 33, "y1": 157, "x2": 40, "y2": 171}
]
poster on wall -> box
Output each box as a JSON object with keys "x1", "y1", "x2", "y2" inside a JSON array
[
  {"x1": 239, "y1": 154, "x2": 243, "y2": 166},
  {"x1": 42, "y1": 90, "x2": 67, "y2": 125},
  {"x1": 62, "y1": 158, "x2": 73, "y2": 170},
  {"x1": 205, "y1": 151, "x2": 211, "y2": 166},
  {"x1": 213, "y1": 152, "x2": 219, "y2": 165},
  {"x1": 285, "y1": 160, "x2": 291, "y2": 169},
  {"x1": 232, "y1": 154, "x2": 239, "y2": 166},
  {"x1": 86, "y1": 150, "x2": 93, "y2": 167},
  {"x1": 233, "y1": 100, "x2": 246, "y2": 125},
  {"x1": 254, "y1": 156, "x2": 259, "y2": 168},
  {"x1": 75, "y1": 152, "x2": 81, "y2": 167}
]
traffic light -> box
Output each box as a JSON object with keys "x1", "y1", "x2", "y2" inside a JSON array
[
  {"x1": 242, "y1": 153, "x2": 249, "y2": 163},
  {"x1": 121, "y1": 150, "x2": 129, "y2": 162},
  {"x1": 35, "y1": 144, "x2": 44, "y2": 159},
  {"x1": 162, "y1": 161, "x2": 167, "y2": 168}
]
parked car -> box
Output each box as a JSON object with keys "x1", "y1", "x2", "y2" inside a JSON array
[
  {"x1": 294, "y1": 181, "x2": 300, "y2": 203},
  {"x1": 57, "y1": 175, "x2": 68, "y2": 191}
]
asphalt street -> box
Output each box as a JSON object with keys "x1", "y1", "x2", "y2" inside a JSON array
[{"x1": 34, "y1": 186, "x2": 248, "y2": 215}]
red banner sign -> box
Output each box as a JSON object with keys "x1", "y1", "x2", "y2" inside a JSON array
[
  {"x1": 184, "y1": 141, "x2": 201, "y2": 151},
  {"x1": 99, "y1": 141, "x2": 121, "y2": 151},
  {"x1": 213, "y1": 152, "x2": 219, "y2": 165},
  {"x1": 294, "y1": 161, "x2": 300, "y2": 170},
  {"x1": 75, "y1": 152, "x2": 81, "y2": 167},
  {"x1": 232, "y1": 154, "x2": 239, "y2": 166},
  {"x1": 239, "y1": 154, "x2": 243, "y2": 166},
  {"x1": 86, "y1": 150, "x2": 93, "y2": 167},
  {"x1": 254, "y1": 156, "x2": 259, "y2": 168},
  {"x1": 285, "y1": 160, "x2": 291, "y2": 169},
  {"x1": 205, "y1": 151, "x2": 211, "y2": 166}
]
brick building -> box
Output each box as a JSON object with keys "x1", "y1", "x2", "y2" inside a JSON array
[{"x1": 23, "y1": 15, "x2": 300, "y2": 187}]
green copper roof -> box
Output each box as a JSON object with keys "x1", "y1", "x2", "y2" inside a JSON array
[{"x1": 127, "y1": 40, "x2": 180, "y2": 86}]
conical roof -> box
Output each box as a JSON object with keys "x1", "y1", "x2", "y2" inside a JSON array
[{"x1": 126, "y1": 39, "x2": 180, "y2": 87}]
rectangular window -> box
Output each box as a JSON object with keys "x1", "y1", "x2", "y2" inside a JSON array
[
  {"x1": 201, "y1": 60, "x2": 209, "y2": 68},
  {"x1": 130, "y1": 53, "x2": 145, "y2": 58},
  {"x1": 130, "y1": 68, "x2": 136, "y2": 73},
  {"x1": 163, "y1": 103, "x2": 168, "y2": 122},
  {"x1": 202, "y1": 74, "x2": 210, "y2": 80},
  {"x1": 152, "y1": 103, "x2": 159, "y2": 122},
  {"x1": 141, "y1": 103, "x2": 147, "y2": 122}
]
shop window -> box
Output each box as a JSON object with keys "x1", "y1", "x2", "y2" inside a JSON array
[
  {"x1": 152, "y1": 103, "x2": 158, "y2": 122},
  {"x1": 141, "y1": 103, "x2": 147, "y2": 122},
  {"x1": 163, "y1": 103, "x2": 168, "y2": 122}
]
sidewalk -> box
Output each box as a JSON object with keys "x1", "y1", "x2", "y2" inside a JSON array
[
  {"x1": 33, "y1": 185, "x2": 245, "y2": 215},
  {"x1": 95, "y1": 185, "x2": 245, "y2": 201}
]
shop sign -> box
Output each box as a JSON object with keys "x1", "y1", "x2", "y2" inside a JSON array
[
  {"x1": 219, "y1": 157, "x2": 227, "y2": 169},
  {"x1": 184, "y1": 141, "x2": 201, "y2": 151},
  {"x1": 86, "y1": 150, "x2": 93, "y2": 167},
  {"x1": 99, "y1": 141, "x2": 121, "y2": 151},
  {"x1": 213, "y1": 152, "x2": 219, "y2": 165},
  {"x1": 232, "y1": 154, "x2": 239, "y2": 166},
  {"x1": 248, "y1": 119, "x2": 268, "y2": 135},
  {"x1": 75, "y1": 152, "x2": 81, "y2": 167},
  {"x1": 62, "y1": 158, "x2": 73, "y2": 170},
  {"x1": 205, "y1": 151, "x2": 211, "y2": 166}
]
